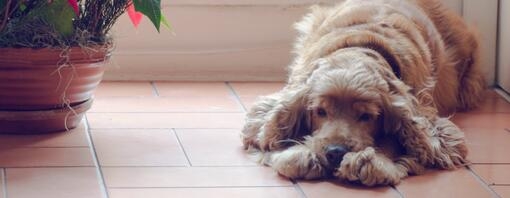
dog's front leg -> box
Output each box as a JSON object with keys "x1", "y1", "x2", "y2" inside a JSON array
[
  {"x1": 335, "y1": 147, "x2": 420, "y2": 186},
  {"x1": 268, "y1": 144, "x2": 327, "y2": 180}
]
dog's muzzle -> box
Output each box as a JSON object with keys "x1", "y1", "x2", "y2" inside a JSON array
[{"x1": 325, "y1": 144, "x2": 348, "y2": 168}]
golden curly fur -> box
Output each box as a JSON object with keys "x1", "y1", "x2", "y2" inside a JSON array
[{"x1": 241, "y1": 0, "x2": 486, "y2": 186}]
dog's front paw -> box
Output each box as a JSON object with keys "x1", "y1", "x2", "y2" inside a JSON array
[
  {"x1": 270, "y1": 145, "x2": 326, "y2": 180},
  {"x1": 335, "y1": 147, "x2": 403, "y2": 186}
]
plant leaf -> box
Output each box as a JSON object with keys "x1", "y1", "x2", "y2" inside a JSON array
[
  {"x1": 127, "y1": 3, "x2": 143, "y2": 28},
  {"x1": 132, "y1": 0, "x2": 161, "y2": 32},
  {"x1": 0, "y1": 0, "x2": 5, "y2": 12},
  {"x1": 38, "y1": 0, "x2": 75, "y2": 37},
  {"x1": 19, "y1": 3, "x2": 27, "y2": 11},
  {"x1": 160, "y1": 14, "x2": 171, "y2": 30}
]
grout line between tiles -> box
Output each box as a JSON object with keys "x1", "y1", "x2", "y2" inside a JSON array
[
  {"x1": 290, "y1": 179, "x2": 308, "y2": 198},
  {"x1": 99, "y1": 165, "x2": 262, "y2": 168},
  {"x1": 472, "y1": 163, "x2": 510, "y2": 165},
  {"x1": 150, "y1": 81, "x2": 161, "y2": 97},
  {"x1": 492, "y1": 184, "x2": 510, "y2": 186},
  {"x1": 466, "y1": 166, "x2": 502, "y2": 198},
  {"x1": 2, "y1": 169, "x2": 7, "y2": 198},
  {"x1": 454, "y1": 112, "x2": 510, "y2": 115},
  {"x1": 391, "y1": 185, "x2": 405, "y2": 198},
  {"x1": 185, "y1": 165, "x2": 260, "y2": 167},
  {"x1": 107, "y1": 185, "x2": 295, "y2": 189},
  {"x1": 494, "y1": 88, "x2": 510, "y2": 103},
  {"x1": 172, "y1": 129, "x2": 192, "y2": 167},
  {"x1": 88, "y1": 111, "x2": 245, "y2": 114},
  {"x1": 87, "y1": 112, "x2": 245, "y2": 114},
  {"x1": 0, "y1": 166, "x2": 96, "y2": 169},
  {"x1": 225, "y1": 82, "x2": 248, "y2": 112},
  {"x1": 0, "y1": 146, "x2": 90, "y2": 149},
  {"x1": 90, "y1": 128, "x2": 241, "y2": 133},
  {"x1": 89, "y1": 127, "x2": 242, "y2": 130},
  {"x1": 99, "y1": 165, "x2": 268, "y2": 168},
  {"x1": 100, "y1": 165, "x2": 188, "y2": 168},
  {"x1": 84, "y1": 115, "x2": 110, "y2": 198}
]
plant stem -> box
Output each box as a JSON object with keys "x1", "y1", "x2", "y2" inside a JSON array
[{"x1": 0, "y1": 0, "x2": 12, "y2": 32}]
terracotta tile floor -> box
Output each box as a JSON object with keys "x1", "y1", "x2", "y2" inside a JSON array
[{"x1": 1, "y1": 81, "x2": 510, "y2": 198}]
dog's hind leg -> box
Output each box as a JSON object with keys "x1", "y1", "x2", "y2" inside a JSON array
[{"x1": 456, "y1": 49, "x2": 486, "y2": 112}]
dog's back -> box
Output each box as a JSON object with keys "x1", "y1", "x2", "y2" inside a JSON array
[
  {"x1": 289, "y1": 0, "x2": 485, "y2": 115},
  {"x1": 414, "y1": 0, "x2": 485, "y2": 113}
]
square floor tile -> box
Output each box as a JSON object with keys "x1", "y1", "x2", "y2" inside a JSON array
[
  {"x1": 176, "y1": 129, "x2": 256, "y2": 166},
  {"x1": 229, "y1": 82, "x2": 285, "y2": 97},
  {"x1": 90, "y1": 97, "x2": 242, "y2": 113},
  {"x1": 229, "y1": 82, "x2": 285, "y2": 109},
  {"x1": 396, "y1": 169, "x2": 493, "y2": 198},
  {"x1": 154, "y1": 82, "x2": 232, "y2": 98},
  {"x1": 298, "y1": 181, "x2": 399, "y2": 198},
  {"x1": 471, "y1": 165, "x2": 510, "y2": 185},
  {"x1": 108, "y1": 187, "x2": 301, "y2": 198},
  {"x1": 87, "y1": 113, "x2": 245, "y2": 129},
  {"x1": 237, "y1": 97, "x2": 261, "y2": 110},
  {"x1": 0, "y1": 148, "x2": 93, "y2": 167},
  {"x1": 0, "y1": 121, "x2": 89, "y2": 148},
  {"x1": 6, "y1": 168, "x2": 103, "y2": 198},
  {"x1": 452, "y1": 113, "x2": 510, "y2": 129},
  {"x1": 471, "y1": 91, "x2": 510, "y2": 113},
  {"x1": 95, "y1": 82, "x2": 156, "y2": 97},
  {"x1": 491, "y1": 186, "x2": 510, "y2": 198},
  {"x1": 464, "y1": 128, "x2": 510, "y2": 163},
  {"x1": 91, "y1": 129, "x2": 188, "y2": 166},
  {"x1": 102, "y1": 166, "x2": 291, "y2": 188}
]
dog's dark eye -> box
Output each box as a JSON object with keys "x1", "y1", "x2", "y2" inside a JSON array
[
  {"x1": 358, "y1": 113, "x2": 372, "y2": 122},
  {"x1": 316, "y1": 108, "x2": 327, "y2": 118}
]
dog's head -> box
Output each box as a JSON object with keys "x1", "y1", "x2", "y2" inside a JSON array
[{"x1": 279, "y1": 49, "x2": 423, "y2": 171}]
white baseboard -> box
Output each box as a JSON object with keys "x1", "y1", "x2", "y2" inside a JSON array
[{"x1": 104, "y1": 0, "x2": 497, "y2": 84}]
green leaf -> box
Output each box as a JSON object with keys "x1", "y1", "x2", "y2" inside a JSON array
[
  {"x1": 0, "y1": 0, "x2": 6, "y2": 13},
  {"x1": 19, "y1": 3, "x2": 27, "y2": 11},
  {"x1": 133, "y1": 0, "x2": 162, "y2": 32},
  {"x1": 40, "y1": 0, "x2": 75, "y2": 37},
  {"x1": 26, "y1": 0, "x2": 74, "y2": 37},
  {"x1": 160, "y1": 14, "x2": 171, "y2": 30}
]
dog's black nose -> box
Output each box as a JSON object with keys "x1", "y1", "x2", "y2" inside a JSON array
[{"x1": 325, "y1": 144, "x2": 348, "y2": 166}]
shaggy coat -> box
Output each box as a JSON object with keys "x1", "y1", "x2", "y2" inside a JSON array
[{"x1": 242, "y1": 0, "x2": 485, "y2": 186}]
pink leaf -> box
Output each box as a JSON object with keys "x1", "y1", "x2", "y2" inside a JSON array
[
  {"x1": 67, "y1": 0, "x2": 79, "y2": 16},
  {"x1": 127, "y1": 2, "x2": 143, "y2": 28}
]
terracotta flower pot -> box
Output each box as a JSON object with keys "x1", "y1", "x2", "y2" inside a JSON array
[
  {"x1": 0, "y1": 99, "x2": 93, "y2": 134},
  {"x1": 0, "y1": 46, "x2": 109, "y2": 133}
]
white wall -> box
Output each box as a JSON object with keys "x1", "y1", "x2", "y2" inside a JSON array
[
  {"x1": 498, "y1": 0, "x2": 510, "y2": 93},
  {"x1": 463, "y1": 0, "x2": 498, "y2": 86},
  {"x1": 105, "y1": 0, "x2": 498, "y2": 83}
]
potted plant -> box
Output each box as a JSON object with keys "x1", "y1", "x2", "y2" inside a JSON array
[{"x1": 0, "y1": 0, "x2": 167, "y2": 133}]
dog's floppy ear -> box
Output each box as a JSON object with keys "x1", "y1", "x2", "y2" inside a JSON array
[
  {"x1": 378, "y1": 67, "x2": 467, "y2": 169},
  {"x1": 261, "y1": 85, "x2": 312, "y2": 150},
  {"x1": 378, "y1": 67, "x2": 439, "y2": 165}
]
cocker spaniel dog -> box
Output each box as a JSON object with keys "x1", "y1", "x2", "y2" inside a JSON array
[{"x1": 241, "y1": 0, "x2": 486, "y2": 186}]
